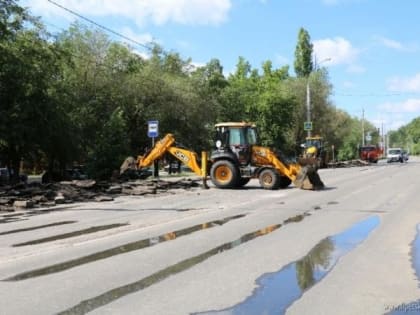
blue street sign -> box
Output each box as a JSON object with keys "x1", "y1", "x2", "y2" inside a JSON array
[
  {"x1": 148, "y1": 120, "x2": 159, "y2": 138},
  {"x1": 304, "y1": 121, "x2": 312, "y2": 131}
]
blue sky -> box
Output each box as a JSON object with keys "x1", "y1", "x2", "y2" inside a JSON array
[{"x1": 21, "y1": 0, "x2": 420, "y2": 132}]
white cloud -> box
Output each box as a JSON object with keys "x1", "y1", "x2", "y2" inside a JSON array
[
  {"x1": 386, "y1": 118, "x2": 407, "y2": 131},
  {"x1": 374, "y1": 36, "x2": 418, "y2": 52},
  {"x1": 275, "y1": 54, "x2": 289, "y2": 66},
  {"x1": 388, "y1": 73, "x2": 420, "y2": 92},
  {"x1": 372, "y1": 113, "x2": 411, "y2": 131},
  {"x1": 120, "y1": 27, "x2": 154, "y2": 45},
  {"x1": 25, "y1": 0, "x2": 232, "y2": 26},
  {"x1": 313, "y1": 37, "x2": 362, "y2": 73},
  {"x1": 132, "y1": 49, "x2": 150, "y2": 60},
  {"x1": 379, "y1": 99, "x2": 420, "y2": 113},
  {"x1": 377, "y1": 36, "x2": 405, "y2": 51},
  {"x1": 118, "y1": 27, "x2": 154, "y2": 57}
]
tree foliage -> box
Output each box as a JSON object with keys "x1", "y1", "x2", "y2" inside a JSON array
[
  {"x1": 294, "y1": 27, "x2": 313, "y2": 78},
  {"x1": 3, "y1": 5, "x2": 417, "y2": 181},
  {"x1": 389, "y1": 117, "x2": 420, "y2": 154},
  {"x1": 0, "y1": 2, "x2": 68, "y2": 179}
]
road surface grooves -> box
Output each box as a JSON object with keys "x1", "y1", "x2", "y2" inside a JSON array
[
  {"x1": 3, "y1": 214, "x2": 247, "y2": 281},
  {"x1": 56, "y1": 212, "x2": 312, "y2": 315}
]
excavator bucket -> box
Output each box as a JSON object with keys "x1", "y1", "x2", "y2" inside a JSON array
[
  {"x1": 297, "y1": 156, "x2": 318, "y2": 167},
  {"x1": 120, "y1": 156, "x2": 137, "y2": 174},
  {"x1": 293, "y1": 165, "x2": 324, "y2": 190}
]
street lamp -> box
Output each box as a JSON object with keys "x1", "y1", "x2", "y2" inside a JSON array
[{"x1": 306, "y1": 58, "x2": 331, "y2": 137}]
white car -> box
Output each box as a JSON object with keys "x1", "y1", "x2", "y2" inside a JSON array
[{"x1": 387, "y1": 148, "x2": 404, "y2": 163}]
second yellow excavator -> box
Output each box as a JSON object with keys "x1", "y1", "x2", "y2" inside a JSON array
[{"x1": 121, "y1": 122, "x2": 324, "y2": 190}]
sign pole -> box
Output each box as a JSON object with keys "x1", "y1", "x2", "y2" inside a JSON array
[{"x1": 147, "y1": 120, "x2": 159, "y2": 178}]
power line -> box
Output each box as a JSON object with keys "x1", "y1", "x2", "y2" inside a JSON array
[
  {"x1": 46, "y1": 0, "x2": 153, "y2": 51},
  {"x1": 334, "y1": 91, "x2": 420, "y2": 97}
]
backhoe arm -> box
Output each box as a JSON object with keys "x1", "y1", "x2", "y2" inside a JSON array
[
  {"x1": 135, "y1": 133, "x2": 208, "y2": 181},
  {"x1": 137, "y1": 134, "x2": 176, "y2": 168},
  {"x1": 166, "y1": 147, "x2": 203, "y2": 177}
]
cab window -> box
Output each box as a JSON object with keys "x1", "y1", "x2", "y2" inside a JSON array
[{"x1": 229, "y1": 128, "x2": 245, "y2": 145}]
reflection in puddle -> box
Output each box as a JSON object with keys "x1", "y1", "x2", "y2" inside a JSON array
[
  {"x1": 12, "y1": 223, "x2": 129, "y2": 247},
  {"x1": 387, "y1": 224, "x2": 420, "y2": 315},
  {"x1": 0, "y1": 217, "x2": 27, "y2": 224},
  {"x1": 197, "y1": 216, "x2": 380, "y2": 315},
  {"x1": 4, "y1": 214, "x2": 246, "y2": 281},
  {"x1": 0, "y1": 221, "x2": 77, "y2": 235},
  {"x1": 413, "y1": 225, "x2": 420, "y2": 285},
  {"x1": 0, "y1": 206, "x2": 76, "y2": 224},
  {"x1": 57, "y1": 213, "x2": 310, "y2": 315}
]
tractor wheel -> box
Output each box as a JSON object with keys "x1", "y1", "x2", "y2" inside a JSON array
[
  {"x1": 210, "y1": 160, "x2": 239, "y2": 188},
  {"x1": 259, "y1": 168, "x2": 280, "y2": 190},
  {"x1": 278, "y1": 175, "x2": 292, "y2": 189},
  {"x1": 237, "y1": 177, "x2": 251, "y2": 188}
]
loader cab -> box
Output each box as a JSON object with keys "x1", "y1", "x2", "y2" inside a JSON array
[
  {"x1": 304, "y1": 136, "x2": 324, "y2": 152},
  {"x1": 213, "y1": 122, "x2": 258, "y2": 166}
]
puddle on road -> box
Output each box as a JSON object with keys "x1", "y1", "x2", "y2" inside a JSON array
[
  {"x1": 4, "y1": 214, "x2": 246, "y2": 281},
  {"x1": 12, "y1": 223, "x2": 128, "y2": 247},
  {"x1": 0, "y1": 221, "x2": 76, "y2": 235},
  {"x1": 358, "y1": 210, "x2": 388, "y2": 214},
  {"x1": 413, "y1": 225, "x2": 420, "y2": 284},
  {"x1": 196, "y1": 216, "x2": 380, "y2": 315},
  {"x1": 386, "y1": 225, "x2": 420, "y2": 315},
  {"x1": 57, "y1": 212, "x2": 311, "y2": 315},
  {"x1": 0, "y1": 217, "x2": 27, "y2": 224},
  {"x1": 283, "y1": 214, "x2": 305, "y2": 224},
  {"x1": 0, "y1": 205, "x2": 76, "y2": 224}
]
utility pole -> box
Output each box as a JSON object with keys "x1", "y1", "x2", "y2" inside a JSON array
[
  {"x1": 361, "y1": 108, "x2": 365, "y2": 146},
  {"x1": 305, "y1": 57, "x2": 331, "y2": 138},
  {"x1": 381, "y1": 122, "x2": 384, "y2": 152},
  {"x1": 306, "y1": 81, "x2": 311, "y2": 137}
]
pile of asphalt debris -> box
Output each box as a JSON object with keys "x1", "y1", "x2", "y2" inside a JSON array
[
  {"x1": 0, "y1": 178, "x2": 201, "y2": 212},
  {"x1": 327, "y1": 159, "x2": 370, "y2": 168}
]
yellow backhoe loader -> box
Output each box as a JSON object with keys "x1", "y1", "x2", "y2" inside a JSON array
[
  {"x1": 299, "y1": 135, "x2": 331, "y2": 169},
  {"x1": 120, "y1": 122, "x2": 324, "y2": 190}
]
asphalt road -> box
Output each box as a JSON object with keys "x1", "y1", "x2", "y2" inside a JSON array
[{"x1": 1, "y1": 157, "x2": 420, "y2": 315}]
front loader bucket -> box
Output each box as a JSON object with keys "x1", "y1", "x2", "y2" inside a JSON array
[
  {"x1": 120, "y1": 156, "x2": 137, "y2": 174},
  {"x1": 293, "y1": 165, "x2": 324, "y2": 190},
  {"x1": 298, "y1": 156, "x2": 318, "y2": 168}
]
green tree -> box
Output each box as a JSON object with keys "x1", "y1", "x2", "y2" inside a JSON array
[
  {"x1": 86, "y1": 108, "x2": 129, "y2": 179},
  {"x1": 296, "y1": 238, "x2": 334, "y2": 290},
  {"x1": 389, "y1": 117, "x2": 420, "y2": 154},
  {"x1": 0, "y1": 0, "x2": 25, "y2": 39},
  {"x1": 219, "y1": 56, "x2": 257, "y2": 122},
  {"x1": 56, "y1": 23, "x2": 148, "y2": 178},
  {"x1": 254, "y1": 61, "x2": 296, "y2": 151},
  {"x1": 294, "y1": 28, "x2": 313, "y2": 78},
  {"x1": 0, "y1": 2, "x2": 69, "y2": 179}
]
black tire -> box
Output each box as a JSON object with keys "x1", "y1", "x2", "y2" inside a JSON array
[
  {"x1": 259, "y1": 168, "x2": 280, "y2": 190},
  {"x1": 278, "y1": 175, "x2": 292, "y2": 188},
  {"x1": 237, "y1": 177, "x2": 251, "y2": 187},
  {"x1": 210, "y1": 160, "x2": 239, "y2": 188}
]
